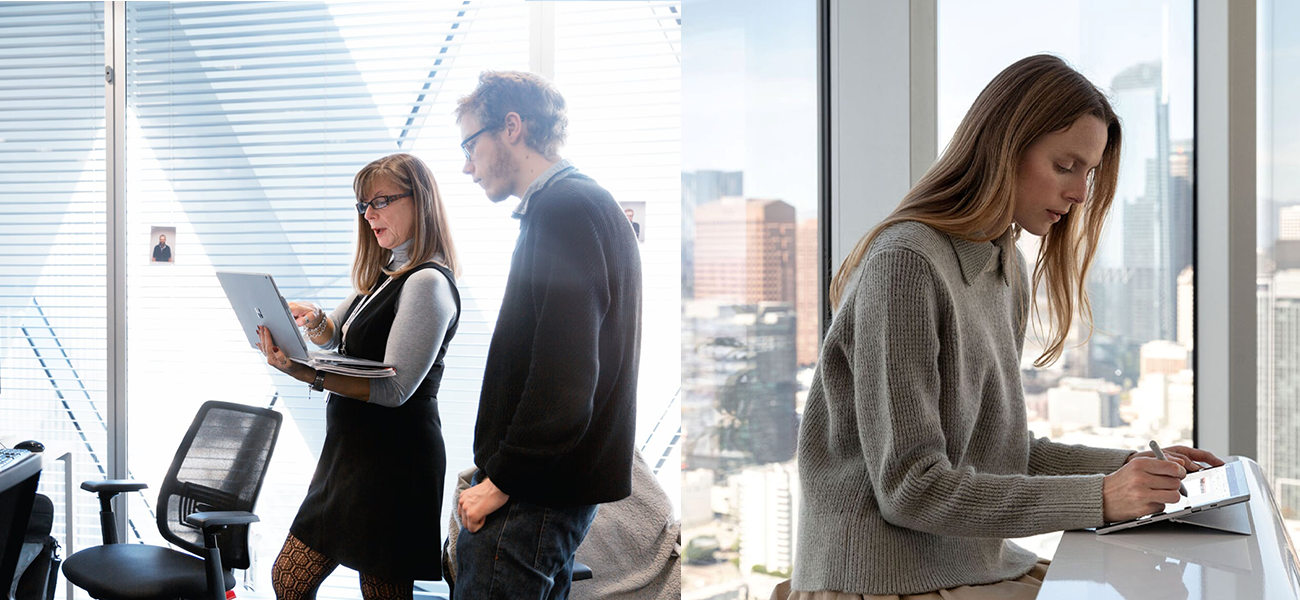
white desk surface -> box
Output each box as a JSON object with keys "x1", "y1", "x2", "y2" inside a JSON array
[{"x1": 1039, "y1": 457, "x2": 1300, "y2": 599}]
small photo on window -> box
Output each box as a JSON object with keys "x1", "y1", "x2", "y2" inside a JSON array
[
  {"x1": 620, "y1": 202, "x2": 646, "y2": 243},
  {"x1": 149, "y1": 226, "x2": 176, "y2": 264}
]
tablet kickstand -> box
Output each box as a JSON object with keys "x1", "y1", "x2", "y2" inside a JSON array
[{"x1": 1168, "y1": 502, "x2": 1253, "y2": 535}]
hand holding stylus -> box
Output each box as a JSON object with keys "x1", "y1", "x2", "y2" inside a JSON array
[
  {"x1": 1102, "y1": 454, "x2": 1188, "y2": 522},
  {"x1": 1149, "y1": 440, "x2": 1189, "y2": 497}
]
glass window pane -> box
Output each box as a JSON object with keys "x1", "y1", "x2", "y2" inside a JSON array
[
  {"x1": 937, "y1": 0, "x2": 1195, "y2": 558},
  {"x1": 681, "y1": 1, "x2": 817, "y2": 597},
  {"x1": 0, "y1": 1, "x2": 107, "y2": 570},
  {"x1": 1257, "y1": 0, "x2": 1300, "y2": 539}
]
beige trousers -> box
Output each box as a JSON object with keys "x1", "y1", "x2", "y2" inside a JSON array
[{"x1": 769, "y1": 559, "x2": 1049, "y2": 600}]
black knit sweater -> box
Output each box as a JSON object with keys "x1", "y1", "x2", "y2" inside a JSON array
[{"x1": 474, "y1": 172, "x2": 643, "y2": 507}]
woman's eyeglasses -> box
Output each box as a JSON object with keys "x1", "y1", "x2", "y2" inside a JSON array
[{"x1": 356, "y1": 192, "x2": 410, "y2": 215}]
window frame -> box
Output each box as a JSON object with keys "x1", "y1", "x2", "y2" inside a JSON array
[{"x1": 825, "y1": 0, "x2": 1259, "y2": 459}]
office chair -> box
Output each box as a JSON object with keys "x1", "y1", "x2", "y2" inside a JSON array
[
  {"x1": 62, "y1": 401, "x2": 282, "y2": 600},
  {"x1": 1, "y1": 452, "x2": 42, "y2": 600}
]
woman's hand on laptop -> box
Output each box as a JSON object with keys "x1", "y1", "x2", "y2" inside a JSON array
[
  {"x1": 1102, "y1": 457, "x2": 1187, "y2": 523},
  {"x1": 1125, "y1": 445, "x2": 1225, "y2": 472},
  {"x1": 289, "y1": 301, "x2": 323, "y2": 328},
  {"x1": 257, "y1": 324, "x2": 310, "y2": 379}
]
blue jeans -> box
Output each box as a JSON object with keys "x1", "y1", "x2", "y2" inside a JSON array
[{"x1": 454, "y1": 473, "x2": 598, "y2": 600}]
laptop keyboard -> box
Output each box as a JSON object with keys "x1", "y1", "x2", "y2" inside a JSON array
[{"x1": 0, "y1": 448, "x2": 31, "y2": 472}]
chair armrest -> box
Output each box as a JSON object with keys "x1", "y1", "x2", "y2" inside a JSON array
[
  {"x1": 184, "y1": 510, "x2": 259, "y2": 529},
  {"x1": 81, "y1": 479, "x2": 148, "y2": 494},
  {"x1": 82, "y1": 480, "x2": 149, "y2": 544}
]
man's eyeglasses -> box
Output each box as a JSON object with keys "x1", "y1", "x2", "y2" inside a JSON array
[
  {"x1": 460, "y1": 125, "x2": 498, "y2": 161},
  {"x1": 355, "y1": 192, "x2": 410, "y2": 215}
]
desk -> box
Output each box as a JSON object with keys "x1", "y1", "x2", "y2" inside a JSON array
[
  {"x1": 0, "y1": 437, "x2": 75, "y2": 600},
  {"x1": 1039, "y1": 457, "x2": 1300, "y2": 599}
]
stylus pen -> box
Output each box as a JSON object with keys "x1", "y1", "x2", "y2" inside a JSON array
[{"x1": 1149, "y1": 440, "x2": 1189, "y2": 497}]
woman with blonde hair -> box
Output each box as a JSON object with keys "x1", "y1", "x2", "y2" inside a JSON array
[
  {"x1": 256, "y1": 153, "x2": 461, "y2": 598},
  {"x1": 778, "y1": 55, "x2": 1221, "y2": 599}
]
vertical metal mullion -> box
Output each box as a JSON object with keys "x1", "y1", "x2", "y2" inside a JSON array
[
  {"x1": 530, "y1": 1, "x2": 556, "y2": 80},
  {"x1": 909, "y1": 0, "x2": 937, "y2": 185},
  {"x1": 105, "y1": 0, "x2": 128, "y2": 539},
  {"x1": 1194, "y1": 0, "x2": 1256, "y2": 459},
  {"x1": 817, "y1": 0, "x2": 831, "y2": 338},
  {"x1": 827, "y1": 0, "x2": 913, "y2": 269}
]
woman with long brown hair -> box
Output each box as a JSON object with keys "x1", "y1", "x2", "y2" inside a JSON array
[
  {"x1": 256, "y1": 153, "x2": 461, "y2": 598},
  {"x1": 778, "y1": 55, "x2": 1221, "y2": 599}
]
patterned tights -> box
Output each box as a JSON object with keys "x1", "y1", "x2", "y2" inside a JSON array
[{"x1": 271, "y1": 533, "x2": 414, "y2": 600}]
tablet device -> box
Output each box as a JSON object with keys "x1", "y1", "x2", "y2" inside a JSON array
[
  {"x1": 215, "y1": 271, "x2": 392, "y2": 370},
  {"x1": 1096, "y1": 460, "x2": 1251, "y2": 535}
]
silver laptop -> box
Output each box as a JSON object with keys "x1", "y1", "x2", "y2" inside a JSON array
[
  {"x1": 216, "y1": 271, "x2": 393, "y2": 370},
  {"x1": 1095, "y1": 460, "x2": 1252, "y2": 535}
]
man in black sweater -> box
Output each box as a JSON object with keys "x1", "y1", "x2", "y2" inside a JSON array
[{"x1": 453, "y1": 71, "x2": 642, "y2": 600}]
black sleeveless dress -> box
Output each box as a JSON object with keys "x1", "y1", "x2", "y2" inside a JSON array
[{"x1": 290, "y1": 262, "x2": 460, "y2": 580}]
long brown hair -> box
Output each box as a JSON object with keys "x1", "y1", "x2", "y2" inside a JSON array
[
  {"x1": 351, "y1": 153, "x2": 460, "y2": 294},
  {"x1": 829, "y1": 54, "x2": 1122, "y2": 367}
]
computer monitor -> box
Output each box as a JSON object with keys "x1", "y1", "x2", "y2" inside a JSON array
[{"x1": 0, "y1": 453, "x2": 41, "y2": 600}]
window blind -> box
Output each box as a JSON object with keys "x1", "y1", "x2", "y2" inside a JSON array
[
  {"x1": 554, "y1": 0, "x2": 682, "y2": 510},
  {"x1": 0, "y1": 0, "x2": 110, "y2": 571},
  {"x1": 121, "y1": 0, "x2": 679, "y2": 593},
  {"x1": 123, "y1": 1, "x2": 528, "y2": 593}
]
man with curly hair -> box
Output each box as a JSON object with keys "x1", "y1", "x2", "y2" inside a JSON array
[{"x1": 453, "y1": 70, "x2": 643, "y2": 600}]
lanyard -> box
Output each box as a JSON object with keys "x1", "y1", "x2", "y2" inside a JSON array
[{"x1": 339, "y1": 274, "x2": 395, "y2": 355}]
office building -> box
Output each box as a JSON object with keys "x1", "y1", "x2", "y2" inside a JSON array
[
  {"x1": 1139, "y1": 340, "x2": 1189, "y2": 377},
  {"x1": 1129, "y1": 339, "x2": 1193, "y2": 435},
  {"x1": 1169, "y1": 142, "x2": 1194, "y2": 292},
  {"x1": 1178, "y1": 266, "x2": 1194, "y2": 351},
  {"x1": 1275, "y1": 206, "x2": 1300, "y2": 269},
  {"x1": 1104, "y1": 62, "x2": 1176, "y2": 345},
  {"x1": 795, "y1": 217, "x2": 820, "y2": 367},
  {"x1": 738, "y1": 461, "x2": 799, "y2": 577},
  {"x1": 1259, "y1": 269, "x2": 1300, "y2": 517},
  {"x1": 1047, "y1": 377, "x2": 1124, "y2": 430},
  {"x1": 694, "y1": 197, "x2": 797, "y2": 305},
  {"x1": 683, "y1": 468, "x2": 715, "y2": 530},
  {"x1": 682, "y1": 301, "x2": 798, "y2": 469},
  {"x1": 683, "y1": 170, "x2": 744, "y2": 300},
  {"x1": 1282, "y1": 206, "x2": 1300, "y2": 242}
]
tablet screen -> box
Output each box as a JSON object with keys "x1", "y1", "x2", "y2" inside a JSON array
[
  {"x1": 1097, "y1": 461, "x2": 1249, "y2": 533},
  {"x1": 1161, "y1": 464, "x2": 1236, "y2": 513}
]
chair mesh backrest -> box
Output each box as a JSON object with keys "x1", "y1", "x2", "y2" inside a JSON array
[{"x1": 156, "y1": 401, "x2": 282, "y2": 570}]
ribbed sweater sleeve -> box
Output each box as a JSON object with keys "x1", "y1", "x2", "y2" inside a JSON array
[
  {"x1": 1028, "y1": 436, "x2": 1134, "y2": 476},
  {"x1": 854, "y1": 248, "x2": 1108, "y2": 539}
]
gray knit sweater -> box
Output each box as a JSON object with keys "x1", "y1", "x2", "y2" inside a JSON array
[{"x1": 792, "y1": 222, "x2": 1133, "y2": 595}]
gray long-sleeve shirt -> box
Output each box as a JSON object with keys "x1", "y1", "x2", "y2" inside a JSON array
[
  {"x1": 792, "y1": 221, "x2": 1134, "y2": 595},
  {"x1": 317, "y1": 241, "x2": 456, "y2": 408}
]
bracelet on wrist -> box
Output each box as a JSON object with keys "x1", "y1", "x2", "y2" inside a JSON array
[
  {"x1": 306, "y1": 313, "x2": 329, "y2": 338},
  {"x1": 311, "y1": 369, "x2": 326, "y2": 392}
]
